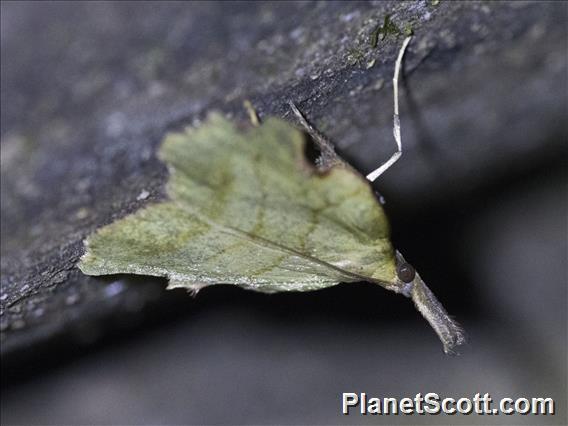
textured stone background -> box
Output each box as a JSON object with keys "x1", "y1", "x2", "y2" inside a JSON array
[{"x1": 1, "y1": 1, "x2": 566, "y2": 424}]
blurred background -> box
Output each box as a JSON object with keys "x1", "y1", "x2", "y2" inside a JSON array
[{"x1": 1, "y1": 1, "x2": 566, "y2": 425}]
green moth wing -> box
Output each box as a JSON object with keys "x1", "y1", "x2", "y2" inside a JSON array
[
  {"x1": 80, "y1": 114, "x2": 398, "y2": 292},
  {"x1": 79, "y1": 114, "x2": 465, "y2": 354}
]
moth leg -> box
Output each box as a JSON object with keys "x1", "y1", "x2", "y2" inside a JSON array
[
  {"x1": 366, "y1": 35, "x2": 412, "y2": 182},
  {"x1": 288, "y1": 100, "x2": 340, "y2": 170},
  {"x1": 243, "y1": 100, "x2": 260, "y2": 127}
]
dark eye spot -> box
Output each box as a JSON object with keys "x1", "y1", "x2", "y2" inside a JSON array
[{"x1": 397, "y1": 262, "x2": 415, "y2": 283}]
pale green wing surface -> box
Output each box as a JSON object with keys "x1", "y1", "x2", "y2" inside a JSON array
[{"x1": 79, "y1": 114, "x2": 397, "y2": 293}]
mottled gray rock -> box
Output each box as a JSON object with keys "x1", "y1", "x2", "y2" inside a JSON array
[{"x1": 1, "y1": 0, "x2": 566, "y2": 368}]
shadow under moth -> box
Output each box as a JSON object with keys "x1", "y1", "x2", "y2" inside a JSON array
[{"x1": 79, "y1": 37, "x2": 466, "y2": 354}]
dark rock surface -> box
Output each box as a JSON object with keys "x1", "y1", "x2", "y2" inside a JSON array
[{"x1": 1, "y1": 1, "x2": 566, "y2": 424}]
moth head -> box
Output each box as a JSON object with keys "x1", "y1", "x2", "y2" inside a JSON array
[
  {"x1": 396, "y1": 258, "x2": 416, "y2": 283},
  {"x1": 395, "y1": 251, "x2": 416, "y2": 297}
]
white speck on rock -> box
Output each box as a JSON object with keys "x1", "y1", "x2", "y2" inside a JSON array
[
  {"x1": 75, "y1": 208, "x2": 89, "y2": 220},
  {"x1": 340, "y1": 11, "x2": 360, "y2": 23},
  {"x1": 372, "y1": 78, "x2": 385, "y2": 91},
  {"x1": 105, "y1": 112, "x2": 126, "y2": 138},
  {"x1": 289, "y1": 27, "x2": 304, "y2": 41},
  {"x1": 137, "y1": 190, "x2": 150, "y2": 201}
]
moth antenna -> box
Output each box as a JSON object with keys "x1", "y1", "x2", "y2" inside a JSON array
[
  {"x1": 366, "y1": 35, "x2": 412, "y2": 182},
  {"x1": 288, "y1": 100, "x2": 339, "y2": 169},
  {"x1": 243, "y1": 100, "x2": 260, "y2": 127}
]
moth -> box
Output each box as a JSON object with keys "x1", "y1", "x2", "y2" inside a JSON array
[{"x1": 79, "y1": 36, "x2": 466, "y2": 354}]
